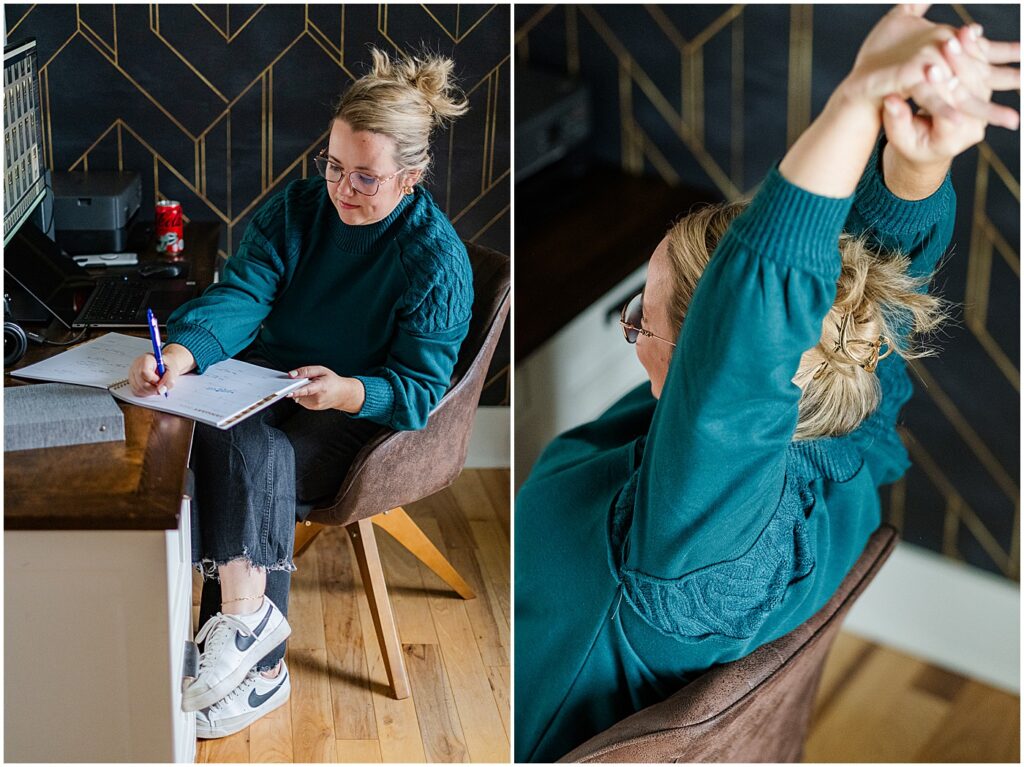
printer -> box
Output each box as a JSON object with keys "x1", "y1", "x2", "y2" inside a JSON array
[{"x1": 51, "y1": 170, "x2": 142, "y2": 254}]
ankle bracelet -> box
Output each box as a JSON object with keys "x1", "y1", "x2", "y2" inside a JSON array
[{"x1": 222, "y1": 593, "x2": 264, "y2": 604}]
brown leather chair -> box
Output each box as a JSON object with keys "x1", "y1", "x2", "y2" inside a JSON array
[
  {"x1": 292, "y1": 242, "x2": 510, "y2": 700},
  {"x1": 559, "y1": 524, "x2": 900, "y2": 763}
]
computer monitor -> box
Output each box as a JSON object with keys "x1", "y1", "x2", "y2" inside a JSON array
[{"x1": 4, "y1": 38, "x2": 47, "y2": 246}]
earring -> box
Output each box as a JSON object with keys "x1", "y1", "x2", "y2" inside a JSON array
[{"x1": 402, "y1": 185, "x2": 414, "y2": 195}]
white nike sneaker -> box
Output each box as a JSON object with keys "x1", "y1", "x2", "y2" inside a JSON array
[
  {"x1": 195, "y1": 662, "x2": 291, "y2": 739},
  {"x1": 182, "y1": 596, "x2": 291, "y2": 712}
]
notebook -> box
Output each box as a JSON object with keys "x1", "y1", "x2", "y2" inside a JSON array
[{"x1": 12, "y1": 333, "x2": 310, "y2": 429}]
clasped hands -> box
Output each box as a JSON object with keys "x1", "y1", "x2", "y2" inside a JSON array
[{"x1": 853, "y1": 5, "x2": 1020, "y2": 174}]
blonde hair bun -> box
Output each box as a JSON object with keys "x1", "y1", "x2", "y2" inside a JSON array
[
  {"x1": 368, "y1": 48, "x2": 469, "y2": 126},
  {"x1": 790, "y1": 236, "x2": 944, "y2": 439},
  {"x1": 333, "y1": 48, "x2": 468, "y2": 177}
]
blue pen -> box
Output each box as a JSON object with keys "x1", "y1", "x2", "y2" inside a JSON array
[{"x1": 147, "y1": 308, "x2": 169, "y2": 398}]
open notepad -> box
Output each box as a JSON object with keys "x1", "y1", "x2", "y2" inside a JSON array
[{"x1": 12, "y1": 332, "x2": 310, "y2": 429}]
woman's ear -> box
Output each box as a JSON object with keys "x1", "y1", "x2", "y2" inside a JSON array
[{"x1": 403, "y1": 169, "x2": 422, "y2": 187}]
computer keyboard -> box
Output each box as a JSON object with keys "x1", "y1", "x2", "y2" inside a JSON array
[{"x1": 78, "y1": 279, "x2": 150, "y2": 324}]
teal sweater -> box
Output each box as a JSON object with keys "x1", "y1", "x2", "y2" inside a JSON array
[
  {"x1": 513, "y1": 144, "x2": 955, "y2": 762},
  {"x1": 166, "y1": 180, "x2": 473, "y2": 431}
]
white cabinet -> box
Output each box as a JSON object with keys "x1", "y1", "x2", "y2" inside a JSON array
[
  {"x1": 5, "y1": 499, "x2": 196, "y2": 763},
  {"x1": 515, "y1": 262, "x2": 651, "y2": 488}
]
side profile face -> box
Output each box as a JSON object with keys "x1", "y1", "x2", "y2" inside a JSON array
[
  {"x1": 636, "y1": 236, "x2": 678, "y2": 399},
  {"x1": 325, "y1": 119, "x2": 420, "y2": 226},
  {"x1": 637, "y1": 229, "x2": 822, "y2": 403}
]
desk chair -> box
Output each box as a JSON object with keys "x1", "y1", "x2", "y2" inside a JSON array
[
  {"x1": 292, "y1": 242, "x2": 510, "y2": 700},
  {"x1": 559, "y1": 524, "x2": 900, "y2": 763}
]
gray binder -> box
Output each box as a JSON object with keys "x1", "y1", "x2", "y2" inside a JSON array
[{"x1": 4, "y1": 383, "x2": 125, "y2": 451}]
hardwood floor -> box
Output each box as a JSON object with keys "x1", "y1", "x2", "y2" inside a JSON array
[
  {"x1": 193, "y1": 469, "x2": 510, "y2": 763},
  {"x1": 189, "y1": 467, "x2": 1017, "y2": 763},
  {"x1": 806, "y1": 631, "x2": 1020, "y2": 762}
]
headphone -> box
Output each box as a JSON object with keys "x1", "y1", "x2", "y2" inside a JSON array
[{"x1": 4, "y1": 295, "x2": 29, "y2": 368}]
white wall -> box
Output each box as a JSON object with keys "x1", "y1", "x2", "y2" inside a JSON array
[
  {"x1": 466, "y1": 405, "x2": 510, "y2": 468},
  {"x1": 843, "y1": 541, "x2": 1020, "y2": 693}
]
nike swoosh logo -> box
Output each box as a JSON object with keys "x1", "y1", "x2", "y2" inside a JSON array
[
  {"x1": 235, "y1": 604, "x2": 273, "y2": 651},
  {"x1": 248, "y1": 673, "x2": 287, "y2": 708}
]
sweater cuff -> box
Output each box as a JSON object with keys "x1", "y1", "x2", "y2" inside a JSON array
[
  {"x1": 853, "y1": 138, "x2": 954, "y2": 235},
  {"x1": 165, "y1": 323, "x2": 226, "y2": 374},
  {"x1": 352, "y1": 375, "x2": 395, "y2": 423},
  {"x1": 731, "y1": 165, "x2": 854, "y2": 278}
]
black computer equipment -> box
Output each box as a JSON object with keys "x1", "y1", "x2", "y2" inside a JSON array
[
  {"x1": 52, "y1": 170, "x2": 143, "y2": 254},
  {"x1": 3, "y1": 38, "x2": 196, "y2": 331},
  {"x1": 3, "y1": 38, "x2": 48, "y2": 246},
  {"x1": 5, "y1": 221, "x2": 196, "y2": 328}
]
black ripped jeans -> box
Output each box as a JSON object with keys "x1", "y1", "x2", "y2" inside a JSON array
[{"x1": 189, "y1": 356, "x2": 382, "y2": 671}]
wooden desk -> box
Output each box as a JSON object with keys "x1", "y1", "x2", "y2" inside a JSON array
[
  {"x1": 4, "y1": 220, "x2": 220, "y2": 763},
  {"x1": 5, "y1": 221, "x2": 221, "y2": 529}
]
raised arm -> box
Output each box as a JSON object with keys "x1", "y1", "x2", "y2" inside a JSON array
[
  {"x1": 850, "y1": 18, "x2": 1018, "y2": 261},
  {"x1": 843, "y1": 23, "x2": 1019, "y2": 482},
  {"x1": 624, "y1": 6, "x2": 1017, "y2": 581}
]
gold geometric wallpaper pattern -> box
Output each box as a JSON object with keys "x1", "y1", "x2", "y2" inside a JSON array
[
  {"x1": 515, "y1": 3, "x2": 1019, "y2": 580},
  {"x1": 5, "y1": 3, "x2": 510, "y2": 404}
]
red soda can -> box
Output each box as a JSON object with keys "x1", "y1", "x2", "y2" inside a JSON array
[{"x1": 155, "y1": 200, "x2": 185, "y2": 257}]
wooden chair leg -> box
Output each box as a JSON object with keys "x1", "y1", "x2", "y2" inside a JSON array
[
  {"x1": 347, "y1": 517, "x2": 410, "y2": 700},
  {"x1": 293, "y1": 521, "x2": 325, "y2": 559},
  {"x1": 372, "y1": 507, "x2": 476, "y2": 600}
]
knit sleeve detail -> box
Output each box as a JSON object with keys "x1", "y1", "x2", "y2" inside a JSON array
[
  {"x1": 164, "y1": 227, "x2": 280, "y2": 369},
  {"x1": 840, "y1": 139, "x2": 954, "y2": 481},
  {"x1": 731, "y1": 165, "x2": 854, "y2": 280},
  {"x1": 353, "y1": 372, "x2": 397, "y2": 424},
  {"x1": 164, "y1": 322, "x2": 227, "y2": 374},
  {"x1": 165, "y1": 189, "x2": 293, "y2": 373},
  {"x1": 843, "y1": 137, "x2": 956, "y2": 297},
  {"x1": 851, "y1": 138, "x2": 955, "y2": 237},
  {"x1": 397, "y1": 234, "x2": 473, "y2": 334},
  {"x1": 610, "y1": 468, "x2": 816, "y2": 641}
]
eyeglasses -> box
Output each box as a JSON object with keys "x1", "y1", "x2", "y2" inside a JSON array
[
  {"x1": 619, "y1": 292, "x2": 676, "y2": 346},
  {"x1": 313, "y1": 149, "x2": 403, "y2": 196}
]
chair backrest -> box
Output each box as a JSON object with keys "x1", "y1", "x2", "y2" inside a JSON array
[
  {"x1": 309, "y1": 242, "x2": 510, "y2": 527},
  {"x1": 451, "y1": 242, "x2": 510, "y2": 389},
  {"x1": 559, "y1": 524, "x2": 900, "y2": 763}
]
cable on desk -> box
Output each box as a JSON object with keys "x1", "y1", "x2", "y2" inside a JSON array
[{"x1": 33, "y1": 327, "x2": 88, "y2": 346}]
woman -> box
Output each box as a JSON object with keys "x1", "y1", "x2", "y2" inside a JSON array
[
  {"x1": 514, "y1": 7, "x2": 1019, "y2": 762},
  {"x1": 127, "y1": 48, "x2": 472, "y2": 738}
]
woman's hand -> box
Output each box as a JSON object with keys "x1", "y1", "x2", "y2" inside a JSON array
[
  {"x1": 779, "y1": 5, "x2": 1016, "y2": 199},
  {"x1": 127, "y1": 343, "x2": 196, "y2": 397},
  {"x1": 845, "y1": 5, "x2": 971, "y2": 117},
  {"x1": 882, "y1": 22, "x2": 1021, "y2": 197},
  {"x1": 287, "y1": 366, "x2": 366, "y2": 413},
  {"x1": 781, "y1": 5, "x2": 956, "y2": 197}
]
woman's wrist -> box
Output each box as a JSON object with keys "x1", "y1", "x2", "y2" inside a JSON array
[
  {"x1": 338, "y1": 376, "x2": 366, "y2": 414},
  {"x1": 881, "y1": 142, "x2": 950, "y2": 200},
  {"x1": 836, "y1": 68, "x2": 888, "y2": 113},
  {"x1": 777, "y1": 81, "x2": 881, "y2": 198},
  {"x1": 161, "y1": 343, "x2": 196, "y2": 375}
]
